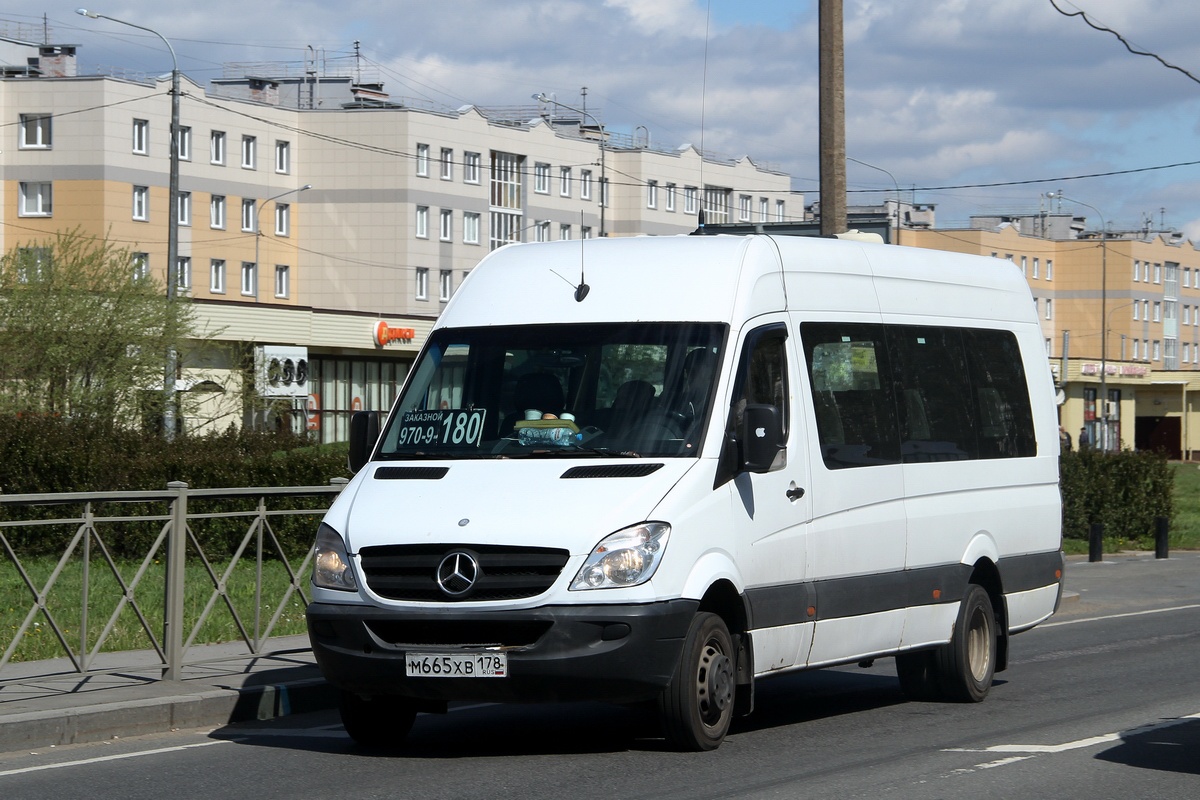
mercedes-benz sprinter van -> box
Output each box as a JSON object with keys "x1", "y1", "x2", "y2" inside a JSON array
[{"x1": 306, "y1": 233, "x2": 1063, "y2": 751}]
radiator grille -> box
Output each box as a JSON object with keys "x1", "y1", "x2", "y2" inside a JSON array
[{"x1": 359, "y1": 543, "x2": 570, "y2": 602}]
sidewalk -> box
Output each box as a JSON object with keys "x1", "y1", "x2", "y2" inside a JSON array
[{"x1": 0, "y1": 635, "x2": 337, "y2": 754}]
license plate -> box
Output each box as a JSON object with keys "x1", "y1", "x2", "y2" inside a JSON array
[{"x1": 405, "y1": 652, "x2": 507, "y2": 678}]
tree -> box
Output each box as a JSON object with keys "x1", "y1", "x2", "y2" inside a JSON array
[{"x1": 0, "y1": 230, "x2": 198, "y2": 429}]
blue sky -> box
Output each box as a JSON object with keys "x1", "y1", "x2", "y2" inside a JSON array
[{"x1": 7, "y1": 0, "x2": 1200, "y2": 238}]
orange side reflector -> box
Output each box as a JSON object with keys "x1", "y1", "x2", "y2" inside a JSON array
[
  {"x1": 932, "y1": 589, "x2": 942, "y2": 600},
  {"x1": 807, "y1": 606, "x2": 816, "y2": 617}
]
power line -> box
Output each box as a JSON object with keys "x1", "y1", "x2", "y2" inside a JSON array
[{"x1": 1048, "y1": 0, "x2": 1200, "y2": 86}]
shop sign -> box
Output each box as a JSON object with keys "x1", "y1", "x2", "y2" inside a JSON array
[{"x1": 375, "y1": 321, "x2": 416, "y2": 346}]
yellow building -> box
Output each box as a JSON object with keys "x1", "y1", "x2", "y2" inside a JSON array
[{"x1": 906, "y1": 221, "x2": 1200, "y2": 459}]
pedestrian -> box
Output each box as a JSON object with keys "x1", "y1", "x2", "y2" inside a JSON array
[
  {"x1": 1059, "y1": 426, "x2": 1072, "y2": 451},
  {"x1": 1078, "y1": 426, "x2": 1090, "y2": 449}
]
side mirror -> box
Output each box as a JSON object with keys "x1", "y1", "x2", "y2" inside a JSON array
[
  {"x1": 348, "y1": 411, "x2": 382, "y2": 473},
  {"x1": 741, "y1": 404, "x2": 785, "y2": 473}
]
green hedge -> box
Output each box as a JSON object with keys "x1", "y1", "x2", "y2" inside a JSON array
[
  {"x1": 0, "y1": 416, "x2": 350, "y2": 559},
  {"x1": 1060, "y1": 448, "x2": 1173, "y2": 544}
]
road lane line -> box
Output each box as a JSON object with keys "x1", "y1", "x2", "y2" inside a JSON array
[
  {"x1": 0, "y1": 739, "x2": 236, "y2": 778},
  {"x1": 1041, "y1": 603, "x2": 1200, "y2": 628}
]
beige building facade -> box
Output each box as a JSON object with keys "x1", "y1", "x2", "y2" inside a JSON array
[
  {"x1": 904, "y1": 221, "x2": 1200, "y2": 459},
  {"x1": 2, "y1": 43, "x2": 792, "y2": 440}
]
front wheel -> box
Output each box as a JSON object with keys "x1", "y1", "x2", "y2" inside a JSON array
[
  {"x1": 338, "y1": 690, "x2": 417, "y2": 749},
  {"x1": 658, "y1": 612, "x2": 736, "y2": 751}
]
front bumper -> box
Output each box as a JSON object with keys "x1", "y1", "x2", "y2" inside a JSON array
[{"x1": 306, "y1": 599, "x2": 699, "y2": 704}]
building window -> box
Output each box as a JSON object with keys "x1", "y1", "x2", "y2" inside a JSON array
[
  {"x1": 489, "y1": 150, "x2": 524, "y2": 250},
  {"x1": 560, "y1": 167, "x2": 571, "y2": 197},
  {"x1": 18, "y1": 182, "x2": 52, "y2": 216},
  {"x1": 176, "y1": 256, "x2": 191, "y2": 291},
  {"x1": 1154, "y1": 301, "x2": 1161, "y2": 322},
  {"x1": 582, "y1": 225, "x2": 593, "y2": 239},
  {"x1": 439, "y1": 209, "x2": 453, "y2": 241},
  {"x1": 1153, "y1": 340, "x2": 1161, "y2": 360},
  {"x1": 132, "y1": 119, "x2": 149, "y2": 154},
  {"x1": 439, "y1": 147, "x2": 453, "y2": 180},
  {"x1": 242, "y1": 198, "x2": 256, "y2": 232},
  {"x1": 1154, "y1": 263, "x2": 1162, "y2": 284},
  {"x1": 241, "y1": 135, "x2": 256, "y2": 169},
  {"x1": 776, "y1": 200, "x2": 786, "y2": 222},
  {"x1": 600, "y1": 177, "x2": 609, "y2": 208},
  {"x1": 464, "y1": 151, "x2": 480, "y2": 184},
  {"x1": 210, "y1": 195, "x2": 226, "y2": 229},
  {"x1": 535, "y1": 220, "x2": 550, "y2": 242},
  {"x1": 176, "y1": 126, "x2": 191, "y2": 160},
  {"x1": 1046, "y1": 259, "x2": 1053, "y2": 280},
  {"x1": 241, "y1": 262, "x2": 256, "y2": 296},
  {"x1": 738, "y1": 194, "x2": 752, "y2": 221},
  {"x1": 1184, "y1": 305, "x2": 1191, "y2": 326},
  {"x1": 1134, "y1": 261, "x2": 1141, "y2": 282},
  {"x1": 684, "y1": 186, "x2": 697, "y2": 214},
  {"x1": 132, "y1": 185, "x2": 149, "y2": 221},
  {"x1": 534, "y1": 162, "x2": 550, "y2": 194},
  {"x1": 416, "y1": 143, "x2": 429, "y2": 176},
  {"x1": 1133, "y1": 302, "x2": 1140, "y2": 321},
  {"x1": 581, "y1": 169, "x2": 593, "y2": 200},
  {"x1": 275, "y1": 203, "x2": 290, "y2": 236},
  {"x1": 275, "y1": 140, "x2": 290, "y2": 173},
  {"x1": 274, "y1": 265, "x2": 290, "y2": 298},
  {"x1": 131, "y1": 253, "x2": 149, "y2": 282},
  {"x1": 759, "y1": 197, "x2": 769, "y2": 222},
  {"x1": 464, "y1": 212, "x2": 481, "y2": 244},
  {"x1": 210, "y1": 259, "x2": 226, "y2": 293},
  {"x1": 1186, "y1": 268, "x2": 1192, "y2": 288},
  {"x1": 560, "y1": 223, "x2": 571, "y2": 240},
  {"x1": 415, "y1": 267, "x2": 429, "y2": 300},
  {"x1": 178, "y1": 191, "x2": 191, "y2": 226},
  {"x1": 1045, "y1": 298, "x2": 1053, "y2": 320},
  {"x1": 1032, "y1": 258, "x2": 1040, "y2": 279},
  {"x1": 416, "y1": 206, "x2": 429, "y2": 238},
  {"x1": 703, "y1": 186, "x2": 731, "y2": 224},
  {"x1": 19, "y1": 113, "x2": 52, "y2": 148},
  {"x1": 439, "y1": 269, "x2": 452, "y2": 302},
  {"x1": 647, "y1": 180, "x2": 658, "y2": 209},
  {"x1": 666, "y1": 183, "x2": 676, "y2": 212},
  {"x1": 210, "y1": 130, "x2": 226, "y2": 165},
  {"x1": 1132, "y1": 340, "x2": 1139, "y2": 360},
  {"x1": 1020, "y1": 256, "x2": 1027, "y2": 276}
]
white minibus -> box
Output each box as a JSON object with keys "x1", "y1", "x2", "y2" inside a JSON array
[{"x1": 306, "y1": 233, "x2": 1063, "y2": 751}]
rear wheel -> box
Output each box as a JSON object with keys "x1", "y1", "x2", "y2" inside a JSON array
[
  {"x1": 659, "y1": 612, "x2": 736, "y2": 751},
  {"x1": 338, "y1": 690, "x2": 417, "y2": 749},
  {"x1": 896, "y1": 583, "x2": 997, "y2": 703},
  {"x1": 936, "y1": 583, "x2": 997, "y2": 702}
]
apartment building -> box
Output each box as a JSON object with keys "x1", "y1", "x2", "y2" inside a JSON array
[
  {"x1": 1, "y1": 39, "x2": 792, "y2": 440},
  {"x1": 903, "y1": 217, "x2": 1200, "y2": 458}
]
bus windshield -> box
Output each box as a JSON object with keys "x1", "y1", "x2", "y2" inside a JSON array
[{"x1": 376, "y1": 322, "x2": 726, "y2": 459}]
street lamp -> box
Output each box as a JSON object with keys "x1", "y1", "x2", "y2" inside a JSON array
[
  {"x1": 533, "y1": 92, "x2": 606, "y2": 237},
  {"x1": 255, "y1": 185, "x2": 312, "y2": 301},
  {"x1": 1049, "y1": 190, "x2": 1110, "y2": 451},
  {"x1": 848, "y1": 156, "x2": 901, "y2": 245},
  {"x1": 78, "y1": 8, "x2": 181, "y2": 438}
]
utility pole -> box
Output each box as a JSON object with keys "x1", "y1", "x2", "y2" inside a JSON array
[{"x1": 819, "y1": 0, "x2": 847, "y2": 236}]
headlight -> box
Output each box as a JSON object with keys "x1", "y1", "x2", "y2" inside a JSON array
[
  {"x1": 312, "y1": 523, "x2": 358, "y2": 591},
  {"x1": 570, "y1": 522, "x2": 670, "y2": 590}
]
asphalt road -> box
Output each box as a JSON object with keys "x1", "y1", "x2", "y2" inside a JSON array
[{"x1": 2, "y1": 552, "x2": 1197, "y2": 800}]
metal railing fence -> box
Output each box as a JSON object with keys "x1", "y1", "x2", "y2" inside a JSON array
[{"x1": 0, "y1": 480, "x2": 345, "y2": 684}]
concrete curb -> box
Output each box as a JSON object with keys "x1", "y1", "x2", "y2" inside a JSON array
[{"x1": 0, "y1": 676, "x2": 338, "y2": 753}]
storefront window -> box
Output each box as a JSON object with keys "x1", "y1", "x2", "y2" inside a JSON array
[{"x1": 307, "y1": 356, "x2": 410, "y2": 443}]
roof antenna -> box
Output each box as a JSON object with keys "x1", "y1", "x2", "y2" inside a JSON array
[{"x1": 575, "y1": 210, "x2": 590, "y2": 301}]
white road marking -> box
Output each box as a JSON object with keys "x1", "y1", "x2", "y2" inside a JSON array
[
  {"x1": 943, "y1": 711, "x2": 1200, "y2": 773},
  {"x1": 0, "y1": 739, "x2": 236, "y2": 778},
  {"x1": 1040, "y1": 603, "x2": 1200, "y2": 628}
]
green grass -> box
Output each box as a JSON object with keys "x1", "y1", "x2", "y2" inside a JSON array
[
  {"x1": 1, "y1": 555, "x2": 309, "y2": 664},
  {"x1": 1061, "y1": 461, "x2": 1200, "y2": 555}
]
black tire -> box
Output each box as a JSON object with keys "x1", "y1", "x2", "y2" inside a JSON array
[
  {"x1": 338, "y1": 690, "x2": 417, "y2": 749},
  {"x1": 659, "y1": 612, "x2": 736, "y2": 751},
  {"x1": 934, "y1": 583, "x2": 998, "y2": 702}
]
